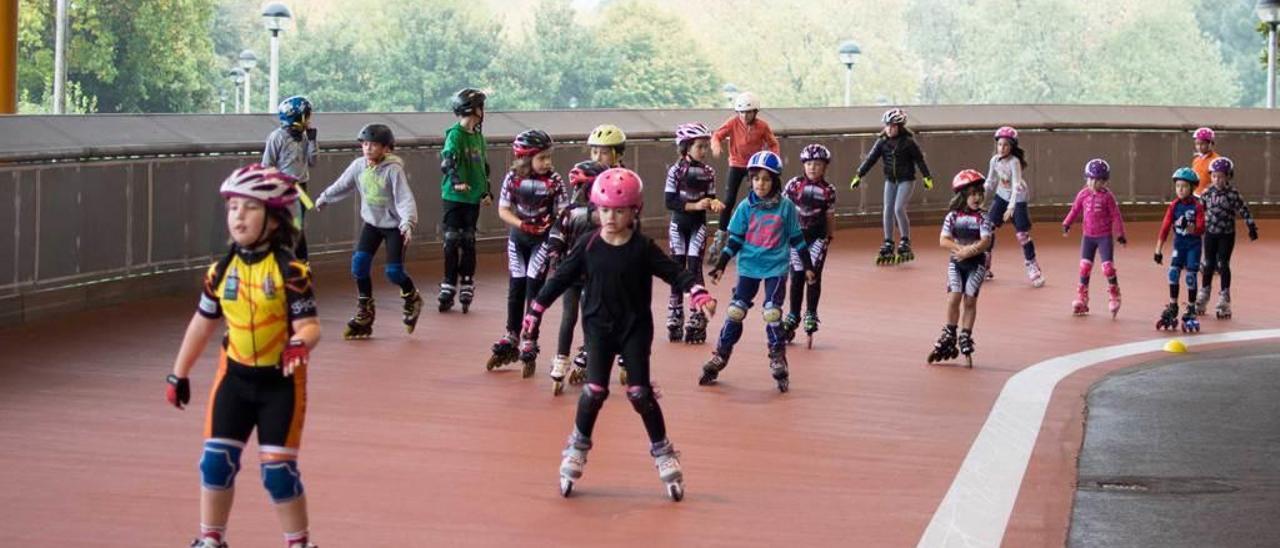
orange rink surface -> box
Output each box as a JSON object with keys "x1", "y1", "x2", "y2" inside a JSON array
[{"x1": 1, "y1": 220, "x2": 1277, "y2": 547}]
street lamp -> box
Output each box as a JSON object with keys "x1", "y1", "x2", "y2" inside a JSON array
[
  {"x1": 838, "y1": 40, "x2": 862, "y2": 107},
  {"x1": 219, "y1": 88, "x2": 227, "y2": 114},
  {"x1": 238, "y1": 50, "x2": 259, "y2": 113},
  {"x1": 261, "y1": 2, "x2": 293, "y2": 110},
  {"x1": 1258, "y1": 0, "x2": 1280, "y2": 108},
  {"x1": 568, "y1": 96, "x2": 578, "y2": 109},
  {"x1": 723, "y1": 83, "x2": 738, "y2": 108},
  {"x1": 229, "y1": 68, "x2": 245, "y2": 113}
]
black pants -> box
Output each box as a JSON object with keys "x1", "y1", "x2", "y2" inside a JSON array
[
  {"x1": 442, "y1": 200, "x2": 480, "y2": 285},
  {"x1": 354, "y1": 223, "x2": 414, "y2": 297},
  {"x1": 789, "y1": 226, "x2": 830, "y2": 318},
  {"x1": 557, "y1": 283, "x2": 585, "y2": 357},
  {"x1": 716, "y1": 167, "x2": 749, "y2": 228},
  {"x1": 1202, "y1": 232, "x2": 1237, "y2": 291},
  {"x1": 576, "y1": 323, "x2": 665, "y2": 444},
  {"x1": 505, "y1": 231, "x2": 548, "y2": 333},
  {"x1": 668, "y1": 215, "x2": 707, "y2": 305}
]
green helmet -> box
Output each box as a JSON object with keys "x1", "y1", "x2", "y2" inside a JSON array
[{"x1": 1171, "y1": 167, "x2": 1198, "y2": 183}]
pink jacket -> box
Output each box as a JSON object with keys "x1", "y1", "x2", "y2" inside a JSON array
[{"x1": 1063, "y1": 187, "x2": 1125, "y2": 238}]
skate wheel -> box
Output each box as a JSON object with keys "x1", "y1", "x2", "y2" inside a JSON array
[
  {"x1": 964, "y1": 355, "x2": 974, "y2": 368},
  {"x1": 552, "y1": 380, "x2": 564, "y2": 396},
  {"x1": 698, "y1": 373, "x2": 717, "y2": 386},
  {"x1": 806, "y1": 335, "x2": 814, "y2": 350},
  {"x1": 667, "y1": 481, "x2": 684, "y2": 502},
  {"x1": 777, "y1": 380, "x2": 789, "y2": 393},
  {"x1": 560, "y1": 477, "x2": 574, "y2": 497},
  {"x1": 522, "y1": 361, "x2": 536, "y2": 379}
]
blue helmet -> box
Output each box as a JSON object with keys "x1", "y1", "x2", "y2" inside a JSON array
[
  {"x1": 277, "y1": 96, "x2": 313, "y2": 128},
  {"x1": 1171, "y1": 167, "x2": 1198, "y2": 183},
  {"x1": 747, "y1": 150, "x2": 783, "y2": 174}
]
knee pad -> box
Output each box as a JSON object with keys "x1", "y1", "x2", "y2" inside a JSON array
[
  {"x1": 762, "y1": 305, "x2": 782, "y2": 325},
  {"x1": 1185, "y1": 269, "x2": 1199, "y2": 290},
  {"x1": 351, "y1": 251, "x2": 373, "y2": 280},
  {"x1": 1078, "y1": 259, "x2": 1094, "y2": 279},
  {"x1": 1167, "y1": 267, "x2": 1181, "y2": 285},
  {"x1": 461, "y1": 228, "x2": 476, "y2": 246},
  {"x1": 260, "y1": 459, "x2": 304, "y2": 503},
  {"x1": 726, "y1": 300, "x2": 749, "y2": 322},
  {"x1": 385, "y1": 262, "x2": 409, "y2": 285},
  {"x1": 1016, "y1": 231, "x2": 1032, "y2": 246},
  {"x1": 627, "y1": 385, "x2": 660, "y2": 415},
  {"x1": 580, "y1": 383, "x2": 609, "y2": 413},
  {"x1": 1102, "y1": 261, "x2": 1117, "y2": 279},
  {"x1": 199, "y1": 439, "x2": 244, "y2": 490},
  {"x1": 443, "y1": 228, "x2": 461, "y2": 248}
]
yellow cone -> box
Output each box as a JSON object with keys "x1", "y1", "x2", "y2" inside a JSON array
[{"x1": 1163, "y1": 339, "x2": 1188, "y2": 353}]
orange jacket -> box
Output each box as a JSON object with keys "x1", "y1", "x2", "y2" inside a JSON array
[
  {"x1": 713, "y1": 116, "x2": 780, "y2": 168},
  {"x1": 1192, "y1": 151, "x2": 1219, "y2": 197}
]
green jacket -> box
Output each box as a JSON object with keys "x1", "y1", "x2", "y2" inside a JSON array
[{"x1": 440, "y1": 122, "x2": 489, "y2": 204}]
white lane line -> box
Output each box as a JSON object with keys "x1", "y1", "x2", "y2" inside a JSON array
[{"x1": 918, "y1": 329, "x2": 1280, "y2": 548}]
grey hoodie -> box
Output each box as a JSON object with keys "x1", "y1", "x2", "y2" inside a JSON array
[{"x1": 315, "y1": 154, "x2": 418, "y2": 233}]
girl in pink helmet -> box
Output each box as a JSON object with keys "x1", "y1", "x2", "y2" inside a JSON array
[
  {"x1": 928, "y1": 169, "x2": 995, "y2": 368},
  {"x1": 1062, "y1": 159, "x2": 1128, "y2": 317},
  {"x1": 521, "y1": 168, "x2": 718, "y2": 501},
  {"x1": 1190, "y1": 127, "x2": 1220, "y2": 197},
  {"x1": 664, "y1": 122, "x2": 725, "y2": 344},
  {"x1": 986, "y1": 126, "x2": 1045, "y2": 287}
]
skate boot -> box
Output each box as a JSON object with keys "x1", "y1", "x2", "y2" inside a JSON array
[
  {"x1": 343, "y1": 297, "x2": 375, "y2": 340},
  {"x1": 1215, "y1": 290, "x2": 1232, "y2": 319},
  {"x1": 781, "y1": 313, "x2": 800, "y2": 344},
  {"x1": 558, "y1": 431, "x2": 592, "y2": 497},
  {"x1": 666, "y1": 301, "x2": 685, "y2": 343},
  {"x1": 651, "y1": 439, "x2": 685, "y2": 502},
  {"x1": 1026, "y1": 259, "x2": 1046, "y2": 288},
  {"x1": 549, "y1": 355, "x2": 571, "y2": 396},
  {"x1": 1180, "y1": 303, "x2": 1200, "y2": 333},
  {"x1": 1195, "y1": 286, "x2": 1210, "y2": 317},
  {"x1": 896, "y1": 238, "x2": 915, "y2": 263},
  {"x1": 458, "y1": 277, "x2": 475, "y2": 314},
  {"x1": 1072, "y1": 284, "x2": 1089, "y2": 316},
  {"x1": 684, "y1": 310, "x2": 708, "y2": 344},
  {"x1": 486, "y1": 332, "x2": 519, "y2": 371},
  {"x1": 802, "y1": 311, "x2": 820, "y2": 349},
  {"x1": 518, "y1": 336, "x2": 539, "y2": 379},
  {"x1": 698, "y1": 353, "x2": 729, "y2": 386},
  {"x1": 875, "y1": 239, "x2": 896, "y2": 266},
  {"x1": 957, "y1": 329, "x2": 975, "y2": 368},
  {"x1": 189, "y1": 538, "x2": 228, "y2": 548},
  {"x1": 927, "y1": 325, "x2": 959, "y2": 364},
  {"x1": 437, "y1": 282, "x2": 456, "y2": 312},
  {"x1": 1156, "y1": 302, "x2": 1180, "y2": 331},
  {"x1": 402, "y1": 289, "x2": 424, "y2": 333},
  {"x1": 1107, "y1": 284, "x2": 1121, "y2": 319},
  {"x1": 568, "y1": 347, "x2": 588, "y2": 385},
  {"x1": 705, "y1": 230, "x2": 727, "y2": 266},
  {"x1": 769, "y1": 348, "x2": 790, "y2": 393}
]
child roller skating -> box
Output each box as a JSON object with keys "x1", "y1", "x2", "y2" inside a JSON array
[
  {"x1": 260, "y1": 96, "x2": 318, "y2": 261},
  {"x1": 520, "y1": 168, "x2": 717, "y2": 501},
  {"x1": 783, "y1": 144, "x2": 837, "y2": 348},
  {"x1": 1154, "y1": 168, "x2": 1206, "y2": 333},
  {"x1": 850, "y1": 108, "x2": 934, "y2": 266},
  {"x1": 665, "y1": 122, "x2": 725, "y2": 344},
  {"x1": 313, "y1": 124, "x2": 422, "y2": 339},
  {"x1": 488, "y1": 130, "x2": 567, "y2": 376},
  {"x1": 703, "y1": 151, "x2": 815, "y2": 393},
  {"x1": 985, "y1": 126, "x2": 1044, "y2": 287},
  {"x1": 708, "y1": 91, "x2": 780, "y2": 263},
  {"x1": 1197, "y1": 157, "x2": 1259, "y2": 320},
  {"x1": 439, "y1": 88, "x2": 491, "y2": 314},
  {"x1": 166, "y1": 165, "x2": 322, "y2": 548},
  {"x1": 1062, "y1": 159, "x2": 1127, "y2": 318},
  {"x1": 927, "y1": 170, "x2": 995, "y2": 368}
]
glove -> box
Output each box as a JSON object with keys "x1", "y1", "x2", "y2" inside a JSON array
[
  {"x1": 521, "y1": 302, "x2": 546, "y2": 338},
  {"x1": 166, "y1": 374, "x2": 190, "y2": 409},
  {"x1": 923, "y1": 177, "x2": 934, "y2": 190},
  {"x1": 1062, "y1": 225, "x2": 1070, "y2": 235},
  {"x1": 1116, "y1": 235, "x2": 1127, "y2": 245},
  {"x1": 1249, "y1": 224, "x2": 1258, "y2": 241},
  {"x1": 281, "y1": 340, "x2": 309, "y2": 375},
  {"x1": 519, "y1": 221, "x2": 546, "y2": 235},
  {"x1": 848, "y1": 176, "x2": 861, "y2": 190},
  {"x1": 689, "y1": 284, "x2": 713, "y2": 310},
  {"x1": 1153, "y1": 252, "x2": 1163, "y2": 265},
  {"x1": 306, "y1": 127, "x2": 317, "y2": 141}
]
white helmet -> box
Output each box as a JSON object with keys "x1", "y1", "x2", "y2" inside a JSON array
[{"x1": 734, "y1": 92, "x2": 760, "y2": 112}]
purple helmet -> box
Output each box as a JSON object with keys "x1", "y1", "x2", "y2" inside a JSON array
[
  {"x1": 1209, "y1": 156, "x2": 1234, "y2": 176},
  {"x1": 675, "y1": 122, "x2": 711, "y2": 147},
  {"x1": 1084, "y1": 158, "x2": 1111, "y2": 180},
  {"x1": 799, "y1": 144, "x2": 832, "y2": 163}
]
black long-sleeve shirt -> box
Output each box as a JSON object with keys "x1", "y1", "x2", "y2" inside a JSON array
[{"x1": 855, "y1": 134, "x2": 931, "y2": 182}]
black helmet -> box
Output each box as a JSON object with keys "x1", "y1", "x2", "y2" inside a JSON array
[
  {"x1": 512, "y1": 129, "x2": 553, "y2": 158},
  {"x1": 357, "y1": 124, "x2": 395, "y2": 149},
  {"x1": 451, "y1": 88, "x2": 486, "y2": 117}
]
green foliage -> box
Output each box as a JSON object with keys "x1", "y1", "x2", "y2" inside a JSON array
[{"x1": 591, "y1": 0, "x2": 720, "y2": 108}]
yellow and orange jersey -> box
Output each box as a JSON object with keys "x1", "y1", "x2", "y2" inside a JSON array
[{"x1": 198, "y1": 248, "x2": 316, "y2": 367}]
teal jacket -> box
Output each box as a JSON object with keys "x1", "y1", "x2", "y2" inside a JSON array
[{"x1": 720, "y1": 191, "x2": 808, "y2": 279}]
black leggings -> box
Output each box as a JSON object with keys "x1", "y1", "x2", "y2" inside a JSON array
[
  {"x1": 505, "y1": 231, "x2": 547, "y2": 333},
  {"x1": 1202, "y1": 232, "x2": 1237, "y2": 291},
  {"x1": 716, "y1": 167, "x2": 749, "y2": 228},
  {"x1": 556, "y1": 284, "x2": 585, "y2": 357},
  {"x1": 789, "y1": 227, "x2": 830, "y2": 318},
  {"x1": 441, "y1": 200, "x2": 480, "y2": 285},
  {"x1": 354, "y1": 224, "x2": 413, "y2": 297},
  {"x1": 576, "y1": 324, "x2": 665, "y2": 444}
]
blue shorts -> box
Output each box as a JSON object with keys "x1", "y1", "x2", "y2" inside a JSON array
[{"x1": 1171, "y1": 238, "x2": 1202, "y2": 271}]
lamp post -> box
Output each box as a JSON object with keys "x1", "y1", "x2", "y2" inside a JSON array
[
  {"x1": 261, "y1": 2, "x2": 292, "y2": 110},
  {"x1": 1258, "y1": 0, "x2": 1280, "y2": 108},
  {"x1": 722, "y1": 83, "x2": 738, "y2": 108},
  {"x1": 52, "y1": 0, "x2": 67, "y2": 113},
  {"x1": 568, "y1": 96, "x2": 578, "y2": 109},
  {"x1": 229, "y1": 68, "x2": 245, "y2": 113},
  {"x1": 238, "y1": 50, "x2": 258, "y2": 113},
  {"x1": 838, "y1": 40, "x2": 862, "y2": 108},
  {"x1": 219, "y1": 88, "x2": 227, "y2": 114}
]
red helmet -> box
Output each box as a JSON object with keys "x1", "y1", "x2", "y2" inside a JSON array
[
  {"x1": 994, "y1": 126, "x2": 1018, "y2": 141},
  {"x1": 952, "y1": 169, "x2": 986, "y2": 192},
  {"x1": 569, "y1": 160, "x2": 607, "y2": 190},
  {"x1": 219, "y1": 164, "x2": 301, "y2": 209},
  {"x1": 591, "y1": 168, "x2": 644, "y2": 210}
]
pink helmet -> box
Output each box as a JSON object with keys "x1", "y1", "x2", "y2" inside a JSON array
[
  {"x1": 675, "y1": 122, "x2": 711, "y2": 146},
  {"x1": 591, "y1": 167, "x2": 644, "y2": 210},
  {"x1": 994, "y1": 126, "x2": 1018, "y2": 141},
  {"x1": 219, "y1": 164, "x2": 300, "y2": 209},
  {"x1": 1193, "y1": 127, "x2": 1215, "y2": 142}
]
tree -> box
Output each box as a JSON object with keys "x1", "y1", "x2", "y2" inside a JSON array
[
  {"x1": 488, "y1": 0, "x2": 617, "y2": 110},
  {"x1": 591, "y1": 0, "x2": 720, "y2": 108},
  {"x1": 1192, "y1": 0, "x2": 1267, "y2": 107}
]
